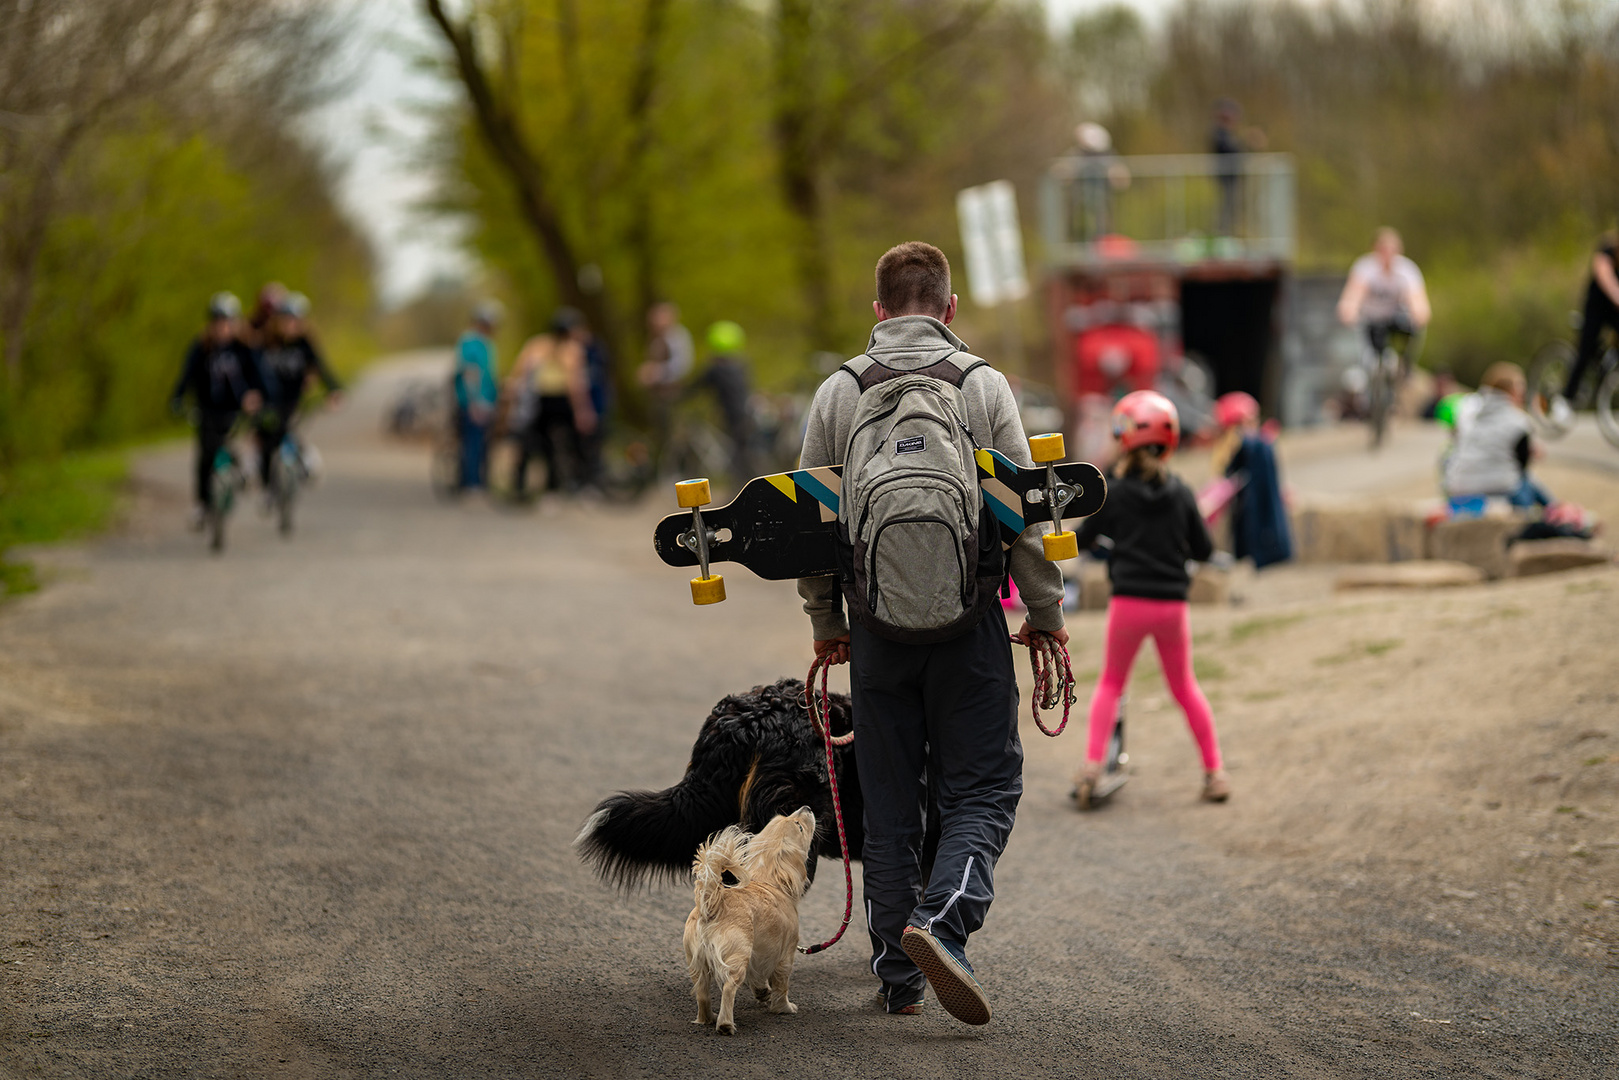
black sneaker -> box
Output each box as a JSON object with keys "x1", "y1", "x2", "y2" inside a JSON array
[
  {"x1": 877, "y1": 982, "x2": 924, "y2": 1015},
  {"x1": 900, "y1": 926, "x2": 990, "y2": 1025}
]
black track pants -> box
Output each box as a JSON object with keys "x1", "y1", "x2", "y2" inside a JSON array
[
  {"x1": 195, "y1": 412, "x2": 237, "y2": 509},
  {"x1": 850, "y1": 607, "x2": 1022, "y2": 993}
]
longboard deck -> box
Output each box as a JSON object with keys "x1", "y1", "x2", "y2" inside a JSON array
[{"x1": 653, "y1": 450, "x2": 1106, "y2": 581}]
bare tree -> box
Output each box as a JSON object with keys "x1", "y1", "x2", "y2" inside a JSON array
[
  {"x1": 770, "y1": 0, "x2": 995, "y2": 350},
  {"x1": 421, "y1": 0, "x2": 625, "y2": 368},
  {"x1": 0, "y1": 0, "x2": 343, "y2": 395}
]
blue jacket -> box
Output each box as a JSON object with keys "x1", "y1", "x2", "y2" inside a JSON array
[
  {"x1": 454, "y1": 332, "x2": 498, "y2": 410},
  {"x1": 1227, "y1": 435, "x2": 1292, "y2": 569}
]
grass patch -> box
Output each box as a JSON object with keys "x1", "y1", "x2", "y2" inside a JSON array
[
  {"x1": 1193, "y1": 655, "x2": 1228, "y2": 681},
  {"x1": 1316, "y1": 638, "x2": 1404, "y2": 666},
  {"x1": 0, "y1": 449, "x2": 127, "y2": 601},
  {"x1": 1585, "y1": 756, "x2": 1612, "y2": 767},
  {"x1": 1242, "y1": 688, "x2": 1285, "y2": 703},
  {"x1": 1230, "y1": 611, "x2": 1307, "y2": 644},
  {"x1": 1566, "y1": 580, "x2": 1611, "y2": 595}
]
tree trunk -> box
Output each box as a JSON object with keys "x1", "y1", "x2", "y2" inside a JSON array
[
  {"x1": 772, "y1": 0, "x2": 840, "y2": 354},
  {"x1": 624, "y1": 0, "x2": 672, "y2": 332},
  {"x1": 1, "y1": 122, "x2": 87, "y2": 391},
  {"x1": 422, "y1": 0, "x2": 623, "y2": 371}
]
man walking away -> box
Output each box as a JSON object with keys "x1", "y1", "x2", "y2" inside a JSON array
[{"x1": 797, "y1": 241, "x2": 1068, "y2": 1025}]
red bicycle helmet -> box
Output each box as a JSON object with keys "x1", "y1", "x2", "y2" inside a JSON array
[
  {"x1": 1112, "y1": 390, "x2": 1180, "y2": 454},
  {"x1": 1214, "y1": 391, "x2": 1260, "y2": 429}
]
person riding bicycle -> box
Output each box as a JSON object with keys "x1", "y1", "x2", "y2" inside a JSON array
[
  {"x1": 454, "y1": 301, "x2": 502, "y2": 492},
  {"x1": 1549, "y1": 231, "x2": 1619, "y2": 426},
  {"x1": 254, "y1": 292, "x2": 343, "y2": 500},
  {"x1": 688, "y1": 320, "x2": 756, "y2": 482},
  {"x1": 169, "y1": 292, "x2": 264, "y2": 530},
  {"x1": 1337, "y1": 227, "x2": 1432, "y2": 373}
]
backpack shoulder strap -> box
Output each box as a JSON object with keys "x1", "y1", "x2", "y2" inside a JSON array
[{"x1": 840, "y1": 351, "x2": 986, "y2": 392}]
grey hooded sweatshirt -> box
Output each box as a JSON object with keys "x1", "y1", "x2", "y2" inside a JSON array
[{"x1": 796, "y1": 315, "x2": 1066, "y2": 640}]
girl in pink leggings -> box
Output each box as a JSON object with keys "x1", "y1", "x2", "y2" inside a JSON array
[{"x1": 1072, "y1": 390, "x2": 1230, "y2": 807}]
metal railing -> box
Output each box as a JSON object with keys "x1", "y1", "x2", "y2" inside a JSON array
[{"x1": 1040, "y1": 152, "x2": 1296, "y2": 267}]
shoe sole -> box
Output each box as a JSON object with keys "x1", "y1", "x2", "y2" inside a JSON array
[{"x1": 901, "y1": 928, "x2": 990, "y2": 1025}]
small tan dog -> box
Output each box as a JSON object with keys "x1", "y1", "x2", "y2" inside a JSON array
[{"x1": 682, "y1": 807, "x2": 816, "y2": 1035}]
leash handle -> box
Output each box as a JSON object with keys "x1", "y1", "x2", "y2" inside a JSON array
[
  {"x1": 1022, "y1": 630, "x2": 1078, "y2": 738},
  {"x1": 800, "y1": 651, "x2": 854, "y2": 954}
]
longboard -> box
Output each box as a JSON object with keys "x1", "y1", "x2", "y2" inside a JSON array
[{"x1": 653, "y1": 449, "x2": 1106, "y2": 581}]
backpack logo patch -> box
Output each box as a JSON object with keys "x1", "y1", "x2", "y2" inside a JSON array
[{"x1": 895, "y1": 435, "x2": 925, "y2": 455}]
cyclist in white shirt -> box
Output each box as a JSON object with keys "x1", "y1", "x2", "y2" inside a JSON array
[{"x1": 1337, "y1": 227, "x2": 1432, "y2": 362}]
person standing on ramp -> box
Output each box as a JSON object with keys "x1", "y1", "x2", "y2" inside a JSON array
[{"x1": 796, "y1": 241, "x2": 1068, "y2": 1025}]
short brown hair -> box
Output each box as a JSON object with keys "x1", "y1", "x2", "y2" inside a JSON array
[
  {"x1": 1481, "y1": 361, "x2": 1525, "y2": 395},
  {"x1": 875, "y1": 242, "x2": 951, "y2": 316}
]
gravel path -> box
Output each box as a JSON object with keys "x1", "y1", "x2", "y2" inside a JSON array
[{"x1": 2, "y1": 358, "x2": 1614, "y2": 1078}]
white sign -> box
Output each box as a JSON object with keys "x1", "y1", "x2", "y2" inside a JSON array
[{"x1": 956, "y1": 180, "x2": 1029, "y2": 307}]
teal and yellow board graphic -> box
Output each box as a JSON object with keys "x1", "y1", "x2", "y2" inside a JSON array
[{"x1": 653, "y1": 451, "x2": 1105, "y2": 583}]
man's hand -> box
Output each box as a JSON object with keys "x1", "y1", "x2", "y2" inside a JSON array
[
  {"x1": 813, "y1": 634, "x2": 851, "y2": 666},
  {"x1": 1010, "y1": 620, "x2": 1068, "y2": 647},
  {"x1": 243, "y1": 390, "x2": 263, "y2": 415}
]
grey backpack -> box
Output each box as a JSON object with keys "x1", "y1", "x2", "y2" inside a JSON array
[{"x1": 835, "y1": 353, "x2": 1005, "y2": 644}]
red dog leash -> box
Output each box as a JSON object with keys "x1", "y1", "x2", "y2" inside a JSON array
[
  {"x1": 1024, "y1": 630, "x2": 1078, "y2": 737},
  {"x1": 800, "y1": 651, "x2": 853, "y2": 955}
]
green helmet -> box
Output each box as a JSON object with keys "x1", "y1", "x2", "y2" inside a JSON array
[
  {"x1": 706, "y1": 320, "x2": 745, "y2": 354},
  {"x1": 1434, "y1": 390, "x2": 1467, "y2": 428}
]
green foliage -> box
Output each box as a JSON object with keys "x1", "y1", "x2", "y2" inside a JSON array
[
  {"x1": 0, "y1": 448, "x2": 127, "y2": 600},
  {"x1": 0, "y1": 112, "x2": 374, "y2": 463},
  {"x1": 429, "y1": 0, "x2": 1070, "y2": 388}
]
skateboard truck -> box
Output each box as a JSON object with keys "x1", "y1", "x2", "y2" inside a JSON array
[
  {"x1": 1028, "y1": 434, "x2": 1080, "y2": 561},
  {"x1": 675, "y1": 479, "x2": 726, "y2": 605}
]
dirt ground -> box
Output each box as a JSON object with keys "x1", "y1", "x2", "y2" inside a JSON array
[{"x1": 1, "y1": 358, "x2": 1615, "y2": 1078}]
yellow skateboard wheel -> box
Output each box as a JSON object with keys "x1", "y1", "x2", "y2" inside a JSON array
[
  {"x1": 690, "y1": 574, "x2": 726, "y2": 605},
  {"x1": 675, "y1": 478, "x2": 712, "y2": 508},
  {"x1": 1029, "y1": 433, "x2": 1066, "y2": 463},
  {"x1": 1044, "y1": 530, "x2": 1079, "y2": 562}
]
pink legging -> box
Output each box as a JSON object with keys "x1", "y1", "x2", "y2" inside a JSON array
[{"x1": 1086, "y1": 596, "x2": 1222, "y2": 772}]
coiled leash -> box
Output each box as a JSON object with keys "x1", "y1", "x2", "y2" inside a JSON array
[
  {"x1": 1023, "y1": 630, "x2": 1078, "y2": 737},
  {"x1": 800, "y1": 651, "x2": 854, "y2": 955}
]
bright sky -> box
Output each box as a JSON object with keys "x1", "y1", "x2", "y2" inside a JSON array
[{"x1": 311, "y1": 0, "x2": 1172, "y2": 306}]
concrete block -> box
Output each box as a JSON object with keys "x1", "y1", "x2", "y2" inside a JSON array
[
  {"x1": 1077, "y1": 557, "x2": 1111, "y2": 610},
  {"x1": 1509, "y1": 539, "x2": 1614, "y2": 578},
  {"x1": 1334, "y1": 560, "x2": 1486, "y2": 590},
  {"x1": 1292, "y1": 499, "x2": 1431, "y2": 564},
  {"x1": 1425, "y1": 516, "x2": 1520, "y2": 579},
  {"x1": 1188, "y1": 564, "x2": 1231, "y2": 605}
]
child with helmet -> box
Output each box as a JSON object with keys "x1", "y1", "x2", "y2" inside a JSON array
[
  {"x1": 1210, "y1": 390, "x2": 1292, "y2": 568},
  {"x1": 1072, "y1": 390, "x2": 1230, "y2": 807}
]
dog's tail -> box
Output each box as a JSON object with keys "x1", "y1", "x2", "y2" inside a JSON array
[
  {"x1": 692, "y1": 826, "x2": 750, "y2": 923},
  {"x1": 574, "y1": 780, "x2": 733, "y2": 889}
]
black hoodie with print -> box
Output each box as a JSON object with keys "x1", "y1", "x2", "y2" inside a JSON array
[{"x1": 1074, "y1": 470, "x2": 1214, "y2": 601}]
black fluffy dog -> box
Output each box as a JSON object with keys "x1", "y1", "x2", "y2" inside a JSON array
[{"x1": 575, "y1": 679, "x2": 870, "y2": 888}]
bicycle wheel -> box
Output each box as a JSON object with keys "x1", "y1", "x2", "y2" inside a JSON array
[
  {"x1": 272, "y1": 449, "x2": 297, "y2": 537},
  {"x1": 430, "y1": 433, "x2": 462, "y2": 501},
  {"x1": 1596, "y1": 363, "x2": 1619, "y2": 449},
  {"x1": 486, "y1": 436, "x2": 531, "y2": 509},
  {"x1": 1368, "y1": 353, "x2": 1392, "y2": 448},
  {"x1": 1526, "y1": 340, "x2": 1576, "y2": 439}
]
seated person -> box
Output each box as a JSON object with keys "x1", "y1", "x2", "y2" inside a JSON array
[{"x1": 1442, "y1": 362, "x2": 1551, "y2": 514}]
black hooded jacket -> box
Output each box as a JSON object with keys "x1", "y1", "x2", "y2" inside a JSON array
[{"x1": 1074, "y1": 469, "x2": 1214, "y2": 601}]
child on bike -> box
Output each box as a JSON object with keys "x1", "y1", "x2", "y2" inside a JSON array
[
  {"x1": 1072, "y1": 390, "x2": 1229, "y2": 807},
  {"x1": 169, "y1": 292, "x2": 264, "y2": 530},
  {"x1": 255, "y1": 292, "x2": 342, "y2": 499}
]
